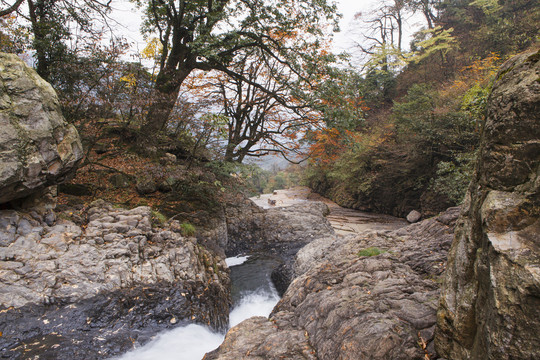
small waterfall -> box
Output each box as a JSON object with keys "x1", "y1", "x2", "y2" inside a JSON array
[{"x1": 116, "y1": 254, "x2": 280, "y2": 360}]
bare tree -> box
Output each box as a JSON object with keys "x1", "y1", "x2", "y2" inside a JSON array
[
  {"x1": 0, "y1": 0, "x2": 24, "y2": 16},
  {"x1": 353, "y1": 0, "x2": 408, "y2": 73},
  {"x1": 406, "y1": 0, "x2": 440, "y2": 29}
]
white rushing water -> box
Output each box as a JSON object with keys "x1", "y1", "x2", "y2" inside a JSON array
[
  {"x1": 225, "y1": 255, "x2": 250, "y2": 267},
  {"x1": 117, "y1": 256, "x2": 279, "y2": 360}
]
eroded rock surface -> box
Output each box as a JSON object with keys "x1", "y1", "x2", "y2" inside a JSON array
[
  {"x1": 436, "y1": 49, "x2": 540, "y2": 359},
  {"x1": 0, "y1": 201, "x2": 229, "y2": 358},
  {"x1": 207, "y1": 207, "x2": 460, "y2": 359},
  {"x1": 225, "y1": 200, "x2": 335, "y2": 295},
  {"x1": 225, "y1": 201, "x2": 333, "y2": 255},
  {"x1": 0, "y1": 53, "x2": 83, "y2": 205}
]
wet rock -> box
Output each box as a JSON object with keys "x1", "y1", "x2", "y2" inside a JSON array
[
  {"x1": 1, "y1": 281, "x2": 228, "y2": 359},
  {"x1": 271, "y1": 263, "x2": 294, "y2": 296},
  {"x1": 205, "y1": 317, "x2": 316, "y2": 360},
  {"x1": 0, "y1": 201, "x2": 230, "y2": 358},
  {"x1": 225, "y1": 201, "x2": 333, "y2": 255},
  {"x1": 436, "y1": 49, "x2": 540, "y2": 359},
  {"x1": 225, "y1": 200, "x2": 335, "y2": 294},
  {"x1": 0, "y1": 53, "x2": 83, "y2": 205},
  {"x1": 208, "y1": 209, "x2": 457, "y2": 359}
]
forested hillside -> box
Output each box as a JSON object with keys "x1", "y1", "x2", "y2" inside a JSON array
[
  {"x1": 303, "y1": 0, "x2": 539, "y2": 216},
  {"x1": 1, "y1": 0, "x2": 538, "y2": 218}
]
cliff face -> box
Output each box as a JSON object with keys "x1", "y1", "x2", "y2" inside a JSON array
[
  {"x1": 0, "y1": 53, "x2": 82, "y2": 205},
  {"x1": 436, "y1": 49, "x2": 540, "y2": 359}
]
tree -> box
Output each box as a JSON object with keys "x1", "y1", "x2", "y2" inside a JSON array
[
  {"x1": 3, "y1": 0, "x2": 112, "y2": 81},
  {"x1": 315, "y1": 68, "x2": 367, "y2": 131},
  {"x1": 353, "y1": 0, "x2": 407, "y2": 68},
  {"x1": 0, "y1": 0, "x2": 24, "y2": 17},
  {"x1": 407, "y1": 26, "x2": 457, "y2": 64},
  {"x1": 0, "y1": 12, "x2": 29, "y2": 53},
  {"x1": 351, "y1": 1, "x2": 409, "y2": 103},
  {"x1": 134, "y1": 0, "x2": 339, "y2": 135},
  {"x1": 406, "y1": 0, "x2": 440, "y2": 29},
  {"x1": 186, "y1": 48, "x2": 322, "y2": 163}
]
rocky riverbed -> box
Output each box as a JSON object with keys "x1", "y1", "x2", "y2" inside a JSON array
[
  {"x1": 207, "y1": 201, "x2": 459, "y2": 359},
  {"x1": 1, "y1": 49, "x2": 538, "y2": 360},
  {"x1": 252, "y1": 187, "x2": 408, "y2": 234}
]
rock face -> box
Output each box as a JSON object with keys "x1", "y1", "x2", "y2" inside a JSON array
[
  {"x1": 0, "y1": 53, "x2": 83, "y2": 205},
  {"x1": 0, "y1": 201, "x2": 230, "y2": 358},
  {"x1": 436, "y1": 49, "x2": 540, "y2": 359},
  {"x1": 225, "y1": 200, "x2": 335, "y2": 295},
  {"x1": 206, "y1": 207, "x2": 460, "y2": 359},
  {"x1": 225, "y1": 201, "x2": 333, "y2": 255}
]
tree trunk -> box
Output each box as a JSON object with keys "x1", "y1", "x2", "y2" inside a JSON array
[
  {"x1": 141, "y1": 67, "x2": 191, "y2": 135},
  {"x1": 142, "y1": 88, "x2": 179, "y2": 134},
  {"x1": 28, "y1": 0, "x2": 50, "y2": 81},
  {"x1": 224, "y1": 141, "x2": 237, "y2": 162}
]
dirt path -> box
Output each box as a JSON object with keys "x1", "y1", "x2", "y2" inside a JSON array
[{"x1": 250, "y1": 187, "x2": 407, "y2": 235}]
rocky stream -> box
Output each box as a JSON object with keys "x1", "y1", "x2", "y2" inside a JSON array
[{"x1": 0, "y1": 49, "x2": 539, "y2": 359}]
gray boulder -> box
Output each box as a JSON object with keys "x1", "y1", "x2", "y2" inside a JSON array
[
  {"x1": 436, "y1": 49, "x2": 540, "y2": 359},
  {"x1": 0, "y1": 53, "x2": 83, "y2": 204},
  {"x1": 406, "y1": 209, "x2": 422, "y2": 223},
  {"x1": 0, "y1": 201, "x2": 230, "y2": 358}
]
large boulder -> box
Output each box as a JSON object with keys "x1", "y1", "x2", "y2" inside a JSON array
[
  {"x1": 0, "y1": 53, "x2": 82, "y2": 205},
  {"x1": 436, "y1": 49, "x2": 540, "y2": 359}
]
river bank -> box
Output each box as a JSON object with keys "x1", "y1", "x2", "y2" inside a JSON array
[
  {"x1": 115, "y1": 254, "x2": 280, "y2": 360},
  {"x1": 251, "y1": 187, "x2": 408, "y2": 234},
  {"x1": 207, "y1": 193, "x2": 460, "y2": 359}
]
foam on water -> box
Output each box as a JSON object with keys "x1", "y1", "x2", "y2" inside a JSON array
[
  {"x1": 229, "y1": 287, "x2": 280, "y2": 328},
  {"x1": 116, "y1": 256, "x2": 280, "y2": 360},
  {"x1": 225, "y1": 255, "x2": 250, "y2": 267},
  {"x1": 116, "y1": 324, "x2": 224, "y2": 360}
]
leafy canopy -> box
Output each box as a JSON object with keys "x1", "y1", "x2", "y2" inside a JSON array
[{"x1": 133, "y1": 0, "x2": 340, "y2": 90}]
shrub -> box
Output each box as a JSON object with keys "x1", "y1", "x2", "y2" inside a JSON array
[
  {"x1": 180, "y1": 222, "x2": 196, "y2": 236},
  {"x1": 357, "y1": 247, "x2": 387, "y2": 257},
  {"x1": 431, "y1": 151, "x2": 476, "y2": 204},
  {"x1": 151, "y1": 210, "x2": 168, "y2": 225}
]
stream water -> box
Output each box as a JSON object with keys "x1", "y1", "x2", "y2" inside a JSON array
[{"x1": 115, "y1": 254, "x2": 281, "y2": 360}]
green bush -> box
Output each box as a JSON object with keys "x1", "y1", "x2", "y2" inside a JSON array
[
  {"x1": 151, "y1": 210, "x2": 168, "y2": 225},
  {"x1": 357, "y1": 247, "x2": 387, "y2": 257},
  {"x1": 431, "y1": 151, "x2": 476, "y2": 204},
  {"x1": 180, "y1": 222, "x2": 196, "y2": 236}
]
